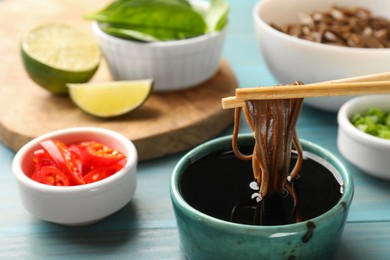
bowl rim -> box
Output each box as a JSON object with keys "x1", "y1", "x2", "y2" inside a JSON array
[
  {"x1": 338, "y1": 94, "x2": 390, "y2": 148},
  {"x1": 12, "y1": 126, "x2": 137, "y2": 193},
  {"x1": 170, "y1": 133, "x2": 353, "y2": 231},
  {"x1": 253, "y1": 0, "x2": 390, "y2": 53}
]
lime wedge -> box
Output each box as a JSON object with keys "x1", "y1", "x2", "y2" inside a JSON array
[
  {"x1": 21, "y1": 23, "x2": 101, "y2": 95},
  {"x1": 67, "y1": 80, "x2": 154, "y2": 117}
]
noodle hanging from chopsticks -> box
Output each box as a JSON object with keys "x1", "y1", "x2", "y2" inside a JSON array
[{"x1": 232, "y1": 82, "x2": 304, "y2": 222}]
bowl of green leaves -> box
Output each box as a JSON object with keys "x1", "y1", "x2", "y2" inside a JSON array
[
  {"x1": 86, "y1": 0, "x2": 229, "y2": 91},
  {"x1": 338, "y1": 94, "x2": 390, "y2": 180}
]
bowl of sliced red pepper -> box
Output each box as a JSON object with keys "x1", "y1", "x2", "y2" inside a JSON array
[{"x1": 12, "y1": 127, "x2": 137, "y2": 226}]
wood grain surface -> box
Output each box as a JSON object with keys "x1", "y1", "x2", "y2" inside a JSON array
[{"x1": 0, "y1": 0, "x2": 237, "y2": 160}]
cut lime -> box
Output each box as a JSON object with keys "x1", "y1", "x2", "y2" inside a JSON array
[
  {"x1": 21, "y1": 23, "x2": 101, "y2": 95},
  {"x1": 67, "y1": 80, "x2": 154, "y2": 117}
]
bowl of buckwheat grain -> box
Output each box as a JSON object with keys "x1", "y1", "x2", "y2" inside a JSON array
[{"x1": 253, "y1": 0, "x2": 390, "y2": 112}]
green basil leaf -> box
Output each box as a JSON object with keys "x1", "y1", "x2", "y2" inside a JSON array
[
  {"x1": 85, "y1": 0, "x2": 207, "y2": 41},
  {"x1": 99, "y1": 23, "x2": 161, "y2": 42},
  {"x1": 204, "y1": 0, "x2": 229, "y2": 32}
]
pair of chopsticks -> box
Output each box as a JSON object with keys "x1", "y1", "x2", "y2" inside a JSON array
[{"x1": 222, "y1": 71, "x2": 390, "y2": 109}]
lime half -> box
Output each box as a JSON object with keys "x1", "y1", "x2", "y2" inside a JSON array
[
  {"x1": 21, "y1": 23, "x2": 101, "y2": 95},
  {"x1": 68, "y1": 80, "x2": 154, "y2": 117}
]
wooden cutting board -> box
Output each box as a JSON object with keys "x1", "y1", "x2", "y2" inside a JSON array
[{"x1": 0, "y1": 0, "x2": 237, "y2": 161}]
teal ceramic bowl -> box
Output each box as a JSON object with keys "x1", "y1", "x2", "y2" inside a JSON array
[{"x1": 170, "y1": 134, "x2": 354, "y2": 260}]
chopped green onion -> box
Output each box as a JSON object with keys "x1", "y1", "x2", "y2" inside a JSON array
[{"x1": 351, "y1": 107, "x2": 390, "y2": 140}]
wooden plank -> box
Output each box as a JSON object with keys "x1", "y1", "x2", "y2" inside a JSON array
[
  {"x1": 335, "y1": 222, "x2": 390, "y2": 260},
  {"x1": 1, "y1": 218, "x2": 390, "y2": 260}
]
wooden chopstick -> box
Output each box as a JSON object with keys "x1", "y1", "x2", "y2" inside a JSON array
[
  {"x1": 222, "y1": 80, "x2": 390, "y2": 109},
  {"x1": 236, "y1": 80, "x2": 390, "y2": 99},
  {"x1": 222, "y1": 96, "x2": 245, "y2": 109},
  {"x1": 222, "y1": 72, "x2": 390, "y2": 109},
  {"x1": 321, "y1": 71, "x2": 390, "y2": 84}
]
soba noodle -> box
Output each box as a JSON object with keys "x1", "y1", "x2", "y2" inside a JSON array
[{"x1": 232, "y1": 81, "x2": 304, "y2": 223}]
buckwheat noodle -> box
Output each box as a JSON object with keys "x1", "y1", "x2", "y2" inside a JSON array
[{"x1": 232, "y1": 81, "x2": 304, "y2": 223}]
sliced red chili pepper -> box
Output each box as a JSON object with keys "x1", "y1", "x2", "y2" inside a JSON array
[
  {"x1": 53, "y1": 140, "x2": 85, "y2": 185},
  {"x1": 84, "y1": 159, "x2": 126, "y2": 184},
  {"x1": 40, "y1": 140, "x2": 85, "y2": 185},
  {"x1": 114, "y1": 158, "x2": 127, "y2": 170},
  {"x1": 31, "y1": 149, "x2": 57, "y2": 179},
  {"x1": 82, "y1": 143, "x2": 126, "y2": 167},
  {"x1": 30, "y1": 140, "x2": 127, "y2": 186},
  {"x1": 31, "y1": 165, "x2": 70, "y2": 186},
  {"x1": 33, "y1": 148, "x2": 56, "y2": 167},
  {"x1": 75, "y1": 141, "x2": 98, "y2": 152},
  {"x1": 68, "y1": 144, "x2": 85, "y2": 176},
  {"x1": 83, "y1": 168, "x2": 110, "y2": 184}
]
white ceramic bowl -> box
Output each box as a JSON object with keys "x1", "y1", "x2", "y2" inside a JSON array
[
  {"x1": 92, "y1": 1, "x2": 227, "y2": 92},
  {"x1": 253, "y1": 0, "x2": 390, "y2": 112},
  {"x1": 337, "y1": 94, "x2": 390, "y2": 179},
  {"x1": 12, "y1": 127, "x2": 137, "y2": 226}
]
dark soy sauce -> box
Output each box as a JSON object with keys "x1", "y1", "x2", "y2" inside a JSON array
[{"x1": 180, "y1": 145, "x2": 343, "y2": 226}]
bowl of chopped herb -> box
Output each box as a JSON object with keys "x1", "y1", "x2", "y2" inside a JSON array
[
  {"x1": 86, "y1": 0, "x2": 229, "y2": 91},
  {"x1": 253, "y1": 0, "x2": 390, "y2": 112},
  {"x1": 337, "y1": 94, "x2": 390, "y2": 179}
]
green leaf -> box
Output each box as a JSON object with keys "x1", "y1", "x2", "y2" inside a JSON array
[
  {"x1": 99, "y1": 23, "x2": 161, "y2": 42},
  {"x1": 203, "y1": 0, "x2": 230, "y2": 32},
  {"x1": 85, "y1": 0, "x2": 207, "y2": 41}
]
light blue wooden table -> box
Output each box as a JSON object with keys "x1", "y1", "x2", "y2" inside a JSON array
[{"x1": 1, "y1": 0, "x2": 390, "y2": 259}]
